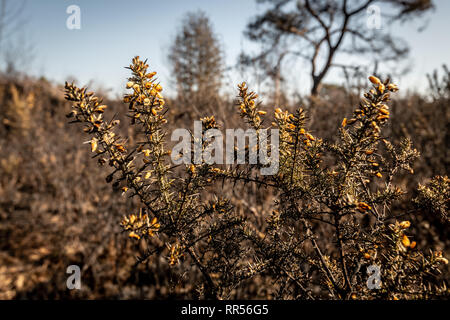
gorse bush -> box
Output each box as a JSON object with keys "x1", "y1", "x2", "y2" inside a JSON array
[{"x1": 64, "y1": 56, "x2": 448, "y2": 299}]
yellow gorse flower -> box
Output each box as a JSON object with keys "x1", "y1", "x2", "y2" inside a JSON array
[
  {"x1": 121, "y1": 210, "x2": 160, "y2": 240},
  {"x1": 357, "y1": 202, "x2": 372, "y2": 213},
  {"x1": 401, "y1": 234, "x2": 411, "y2": 248},
  {"x1": 399, "y1": 221, "x2": 411, "y2": 229},
  {"x1": 369, "y1": 76, "x2": 381, "y2": 85}
]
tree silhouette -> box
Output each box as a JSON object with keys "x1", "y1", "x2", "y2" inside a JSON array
[
  {"x1": 168, "y1": 11, "x2": 224, "y2": 117},
  {"x1": 243, "y1": 0, "x2": 433, "y2": 96}
]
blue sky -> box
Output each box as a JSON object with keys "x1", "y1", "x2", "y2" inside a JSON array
[{"x1": 12, "y1": 0, "x2": 450, "y2": 97}]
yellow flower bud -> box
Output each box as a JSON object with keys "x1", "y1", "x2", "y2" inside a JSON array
[
  {"x1": 399, "y1": 221, "x2": 411, "y2": 229},
  {"x1": 369, "y1": 76, "x2": 381, "y2": 85},
  {"x1": 91, "y1": 138, "x2": 98, "y2": 153},
  {"x1": 129, "y1": 231, "x2": 140, "y2": 240},
  {"x1": 379, "y1": 108, "x2": 389, "y2": 115},
  {"x1": 142, "y1": 149, "x2": 151, "y2": 157},
  {"x1": 154, "y1": 84, "x2": 163, "y2": 92},
  {"x1": 357, "y1": 202, "x2": 372, "y2": 213},
  {"x1": 387, "y1": 83, "x2": 399, "y2": 92},
  {"x1": 401, "y1": 234, "x2": 410, "y2": 248}
]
